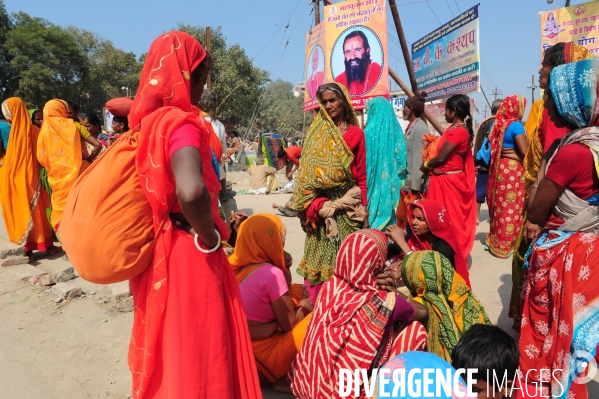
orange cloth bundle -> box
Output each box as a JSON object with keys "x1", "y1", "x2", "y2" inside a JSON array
[
  {"x1": 61, "y1": 130, "x2": 160, "y2": 284},
  {"x1": 105, "y1": 97, "x2": 133, "y2": 117},
  {"x1": 421, "y1": 133, "x2": 440, "y2": 163}
]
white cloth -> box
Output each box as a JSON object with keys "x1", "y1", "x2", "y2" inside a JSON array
[
  {"x1": 204, "y1": 116, "x2": 227, "y2": 156},
  {"x1": 252, "y1": 187, "x2": 267, "y2": 195}
]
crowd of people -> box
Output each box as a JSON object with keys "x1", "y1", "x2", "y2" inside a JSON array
[{"x1": 1, "y1": 29, "x2": 598, "y2": 398}]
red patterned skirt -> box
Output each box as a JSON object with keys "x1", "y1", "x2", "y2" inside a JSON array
[{"x1": 486, "y1": 158, "x2": 525, "y2": 258}]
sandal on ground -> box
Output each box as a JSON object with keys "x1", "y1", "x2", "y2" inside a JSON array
[{"x1": 47, "y1": 246, "x2": 63, "y2": 256}]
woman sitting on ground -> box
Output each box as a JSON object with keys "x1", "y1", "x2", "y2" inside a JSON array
[
  {"x1": 289, "y1": 229, "x2": 428, "y2": 399},
  {"x1": 401, "y1": 250, "x2": 490, "y2": 362},
  {"x1": 386, "y1": 199, "x2": 471, "y2": 287},
  {"x1": 228, "y1": 213, "x2": 313, "y2": 392}
]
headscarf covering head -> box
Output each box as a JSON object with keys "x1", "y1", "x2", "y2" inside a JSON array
[
  {"x1": 37, "y1": 99, "x2": 82, "y2": 232},
  {"x1": 401, "y1": 250, "x2": 491, "y2": 361},
  {"x1": 1, "y1": 100, "x2": 12, "y2": 122},
  {"x1": 488, "y1": 95, "x2": 526, "y2": 157},
  {"x1": 549, "y1": 59, "x2": 599, "y2": 129},
  {"x1": 364, "y1": 97, "x2": 407, "y2": 229},
  {"x1": 0, "y1": 97, "x2": 42, "y2": 244},
  {"x1": 564, "y1": 42, "x2": 594, "y2": 63},
  {"x1": 105, "y1": 97, "x2": 133, "y2": 118},
  {"x1": 129, "y1": 31, "x2": 206, "y2": 129},
  {"x1": 315, "y1": 82, "x2": 359, "y2": 126},
  {"x1": 404, "y1": 92, "x2": 427, "y2": 112},
  {"x1": 289, "y1": 82, "x2": 358, "y2": 211},
  {"x1": 228, "y1": 213, "x2": 287, "y2": 272},
  {"x1": 289, "y1": 229, "x2": 396, "y2": 399},
  {"x1": 407, "y1": 199, "x2": 471, "y2": 287}
]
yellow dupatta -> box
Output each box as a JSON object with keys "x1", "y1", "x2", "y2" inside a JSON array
[
  {"x1": 0, "y1": 98, "x2": 44, "y2": 244},
  {"x1": 37, "y1": 99, "x2": 83, "y2": 233},
  {"x1": 228, "y1": 213, "x2": 287, "y2": 282},
  {"x1": 402, "y1": 251, "x2": 491, "y2": 361},
  {"x1": 289, "y1": 83, "x2": 358, "y2": 211}
]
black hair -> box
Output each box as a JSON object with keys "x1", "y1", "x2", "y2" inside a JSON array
[
  {"x1": 446, "y1": 94, "x2": 474, "y2": 144},
  {"x1": 30, "y1": 109, "x2": 42, "y2": 124},
  {"x1": 112, "y1": 116, "x2": 129, "y2": 131},
  {"x1": 343, "y1": 30, "x2": 371, "y2": 55},
  {"x1": 543, "y1": 42, "x2": 566, "y2": 68},
  {"x1": 277, "y1": 148, "x2": 287, "y2": 159},
  {"x1": 451, "y1": 325, "x2": 519, "y2": 390},
  {"x1": 199, "y1": 88, "x2": 217, "y2": 119},
  {"x1": 228, "y1": 130, "x2": 239, "y2": 138},
  {"x1": 192, "y1": 52, "x2": 213, "y2": 83},
  {"x1": 316, "y1": 82, "x2": 353, "y2": 124},
  {"x1": 67, "y1": 101, "x2": 79, "y2": 113},
  {"x1": 83, "y1": 113, "x2": 102, "y2": 130}
]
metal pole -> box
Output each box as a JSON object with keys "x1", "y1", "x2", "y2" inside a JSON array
[
  {"x1": 388, "y1": 0, "x2": 419, "y2": 93},
  {"x1": 206, "y1": 27, "x2": 212, "y2": 89},
  {"x1": 389, "y1": 67, "x2": 444, "y2": 134},
  {"x1": 314, "y1": 0, "x2": 321, "y2": 25},
  {"x1": 480, "y1": 86, "x2": 492, "y2": 108}
]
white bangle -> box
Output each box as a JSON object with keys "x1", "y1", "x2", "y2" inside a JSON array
[
  {"x1": 194, "y1": 230, "x2": 221, "y2": 253},
  {"x1": 405, "y1": 251, "x2": 414, "y2": 256}
]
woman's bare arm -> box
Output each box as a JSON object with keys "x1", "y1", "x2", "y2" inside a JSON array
[{"x1": 170, "y1": 147, "x2": 219, "y2": 248}]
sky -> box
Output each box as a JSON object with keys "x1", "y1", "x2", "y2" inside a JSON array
[{"x1": 5, "y1": 0, "x2": 582, "y2": 120}]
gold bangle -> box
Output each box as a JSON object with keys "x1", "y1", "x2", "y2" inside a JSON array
[{"x1": 424, "y1": 161, "x2": 429, "y2": 169}]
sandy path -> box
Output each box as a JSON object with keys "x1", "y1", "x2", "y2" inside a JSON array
[{"x1": 0, "y1": 171, "x2": 596, "y2": 398}]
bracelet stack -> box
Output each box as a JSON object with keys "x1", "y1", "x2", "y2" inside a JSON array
[{"x1": 296, "y1": 306, "x2": 308, "y2": 317}]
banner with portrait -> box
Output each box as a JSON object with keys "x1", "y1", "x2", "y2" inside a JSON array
[
  {"x1": 304, "y1": 23, "x2": 327, "y2": 111},
  {"x1": 411, "y1": 4, "x2": 480, "y2": 102},
  {"x1": 323, "y1": 0, "x2": 389, "y2": 110},
  {"x1": 540, "y1": 1, "x2": 599, "y2": 58}
]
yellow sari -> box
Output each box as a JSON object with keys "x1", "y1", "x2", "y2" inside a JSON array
[
  {"x1": 37, "y1": 99, "x2": 85, "y2": 234},
  {"x1": 0, "y1": 98, "x2": 53, "y2": 251}
]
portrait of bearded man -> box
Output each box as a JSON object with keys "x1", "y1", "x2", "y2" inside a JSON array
[{"x1": 334, "y1": 29, "x2": 382, "y2": 96}]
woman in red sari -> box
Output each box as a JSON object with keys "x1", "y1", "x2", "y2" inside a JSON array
[
  {"x1": 127, "y1": 32, "x2": 261, "y2": 399},
  {"x1": 422, "y1": 94, "x2": 476, "y2": 257},
  {"x1": 386, "y1": 199, "x2": 471, "y2": 287},
  {"x1": 486, "y1": 95, "x2": 528, "y2": 258}
]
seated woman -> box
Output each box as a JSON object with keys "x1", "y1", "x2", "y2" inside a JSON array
[
  {"x1": 401, "y1": 250, "x2": 490, "y2": 362},
  {"x1": 385, "y1": 199, "x2": 471, "y2": 287},
  {"x1": 227, "y1": 213, "x2": 313, "y2": 392},
  {"x1": 289, "y1": 230, "x2": 428, "y2": 399}
]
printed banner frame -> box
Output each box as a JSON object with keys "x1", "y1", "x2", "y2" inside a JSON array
[{"x1": 411, "y1": 4, "x2": 480, "y2": 102}]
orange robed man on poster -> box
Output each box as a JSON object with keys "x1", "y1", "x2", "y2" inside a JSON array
[
  {"x1": 306, "y1": 49, "x2": 325, "y2": 99},
  {"x1": 335, "y1": 30, "x2": 382, "y2": 96}
]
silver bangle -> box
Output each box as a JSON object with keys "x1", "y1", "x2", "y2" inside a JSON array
[{"x1": 194, "y1": 230, "x2": 221, "y2": 253}]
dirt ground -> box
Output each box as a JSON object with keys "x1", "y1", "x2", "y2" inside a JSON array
[{"x1": 0, "y1": 170, "x2": 597, "y2": 398}]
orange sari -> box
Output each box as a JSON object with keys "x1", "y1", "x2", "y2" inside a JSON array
[
  {"x1": 127, "y1": 31, "x2": 261, "y2": 399},
  {"x1": 37, "y1": 99, "x2": 84, "y2": 234},
  {"x1": 0, "y1": 98, "x2": 53, "y2": 251}
]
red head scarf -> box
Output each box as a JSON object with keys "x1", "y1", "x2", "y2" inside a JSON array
[
  {"x1": 290, "y1": 229, "x2": 395, "y2": 399},
  {"x1": 407, "y1": 199, "x2": 471, "y2": 287},
  {"x1": 127, "y1": 32, "x2": 258, "y2": 399}
]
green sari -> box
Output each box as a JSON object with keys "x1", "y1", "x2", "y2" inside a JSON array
[
  {"x1": 290, "y1": 84, "x2": 362, "y2": 284},
  {"x1": 402, "y1": 250, "x2": 491, "y2": 361}
]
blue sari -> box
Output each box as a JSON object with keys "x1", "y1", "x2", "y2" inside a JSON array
[{"x1": 364, "y1": 97, "x2": 407, "y2": 229}]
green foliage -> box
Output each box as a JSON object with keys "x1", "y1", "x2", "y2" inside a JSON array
[
  {"x1": 6, "y1": 12, "x2": 88, "y2": 109},
  {"x1": 176, "y1": 24, "x2": 270, "y2": 128},
  {"x1": 67, "y1": 27, "x2": 142, "y2": 114},
  {"x1": 0, "y1": 0, "x2": 14, "y2": 102},
  {"x1": 3, "y1": 13, "x2": 307, "y2": 131},
  {"x1": 254, "y1": 79, "x2": 312, "y2": 137}
]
